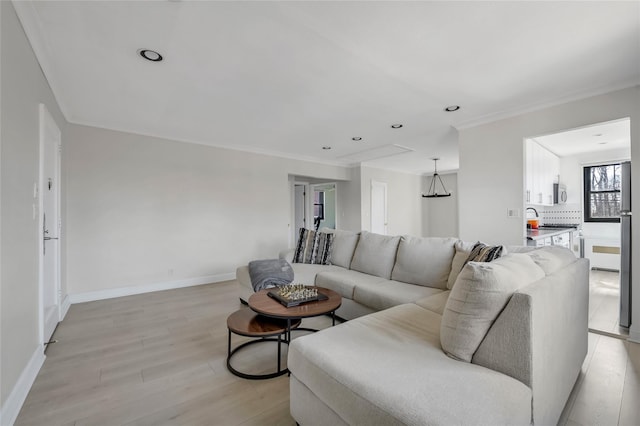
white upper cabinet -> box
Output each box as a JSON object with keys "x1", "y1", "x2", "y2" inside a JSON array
[{"x1": 525, "y1": 139, "x2": 559, "y2": 206}]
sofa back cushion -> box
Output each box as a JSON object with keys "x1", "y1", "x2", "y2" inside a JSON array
[
  {"x1": 350, "y1": 231, "x2": 401, "y2": 279},
  {"x1": 319, "y1": 228, "x2": 360, "y2": 269},
  {"x1": 440, "y1": 253, "x2": 545, "y2": 362},
  {"x1": 526, "y1": 246, "x2": 576, "y2": 275},
  {"x1": 391, "y1": 236, "x2": 457, "y2": 289}
]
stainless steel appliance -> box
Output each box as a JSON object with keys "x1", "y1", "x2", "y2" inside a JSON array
[
  {"x1": 553, "y1": 183, "x2": 567, "y2": 204},
  {"x1": 620, "y1": 161, "x2": 632, "y2": 328}
]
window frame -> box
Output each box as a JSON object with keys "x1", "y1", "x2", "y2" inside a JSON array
[{"x1": 583, "y1": 163, "x2": 621, "y2": 223}]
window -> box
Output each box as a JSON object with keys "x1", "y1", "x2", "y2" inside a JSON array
[{"x1": 583, "y1": 163, "x2": 621, "y2": 222}]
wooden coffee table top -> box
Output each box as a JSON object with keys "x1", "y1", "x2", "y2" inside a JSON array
[
  {"x1": 249, "y1": 286, "x2": 341, "y2": 319},
  {"x1": 227, "y1": 309, "x2": 301, "y2": 337}
]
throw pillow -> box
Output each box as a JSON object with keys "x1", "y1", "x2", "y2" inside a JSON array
[
  {"x1": 466, "y1": 241, "x2": 504, "y2": 264},
  {"x1": 446, "y1": 240, "x2": 476, "y2": 289},
  {"x1": 440, "y1": 253, "x2": 546, "y2": 362},
  {"x1": 311, "y1": 232, "x2": 334, "y2": 265},
  {"x1": 293, "y1": 228, "x2": 316, "y2": 264}
]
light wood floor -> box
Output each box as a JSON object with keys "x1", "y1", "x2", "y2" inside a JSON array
[
  {"x1": 589, "y1": 269, "x2": 629, "y2": 337},
  {"x1": 16, "y1": 280, "x2": 640, "y2": 426}
]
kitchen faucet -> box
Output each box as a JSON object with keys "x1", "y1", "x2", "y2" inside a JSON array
[{"x1": 526, "y1": 207, "x2": 539, "y2": 217}]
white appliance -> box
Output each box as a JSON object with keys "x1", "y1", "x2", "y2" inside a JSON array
[{"x1": 620, "y1": 161, "x2": 632, "y2": 328}]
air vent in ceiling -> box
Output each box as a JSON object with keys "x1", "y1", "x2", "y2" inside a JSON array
[{"x1": 339, "y1": 144, "x2": 414, "y2": 163}]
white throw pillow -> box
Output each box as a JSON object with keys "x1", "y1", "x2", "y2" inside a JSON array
[
  {"x1": 446, "y1": 240, "x2": 475, "y2": 289},
  {"x1": 440, "y1": 254, "x2": 545, "y2": 362}
]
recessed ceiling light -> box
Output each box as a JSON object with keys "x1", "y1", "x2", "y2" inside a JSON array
[
  {"x1": 138, "y1": 49, "x2": 163, "y2": 62},
  {"x1": 444, "y1": 105, "x2": 460, "y2": 112},
  {"x1": 391, "y1": 124, "x2": 403, "y2": 129},
  {"x1": 352, "y1": 137, "x2": 362, "y2": 141},
  {"x1": 598, "y1": 142, "x2": 608, "y2": 145},
  {"x1": 322, "y1": 146, "x2": 332, "y2": 150},
  {"x1": 593, "y1": 133, "x2": 603, "y2": 137}
]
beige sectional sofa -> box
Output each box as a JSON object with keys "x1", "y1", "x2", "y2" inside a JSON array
[{"x1": 235, "y1": 229, "x2": 589, "y2": 425}]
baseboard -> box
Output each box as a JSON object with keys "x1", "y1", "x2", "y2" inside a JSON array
[
  {"x1": 628, "y1": 327, "x2": 640, "y2": 344},
  {"x1": 68, "y1": 272, "x2": 236, "y2": 304},
  {"x1": 0, "y1": 346, "x2": 46, "y2": 426},
  {"x1": 60, "y1": 294, "x2": 71, "y2": 320}
]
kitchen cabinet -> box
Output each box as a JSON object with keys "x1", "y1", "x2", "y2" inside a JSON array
[{"x1": 525, "y1": 139, "x2": 559, "y2": 206}]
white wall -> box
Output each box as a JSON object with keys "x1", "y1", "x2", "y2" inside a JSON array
[
  {"x1": 0, "y1": 0, "x2": 67, "y2": 418},
  {"x1": 336, "y1": 167, "x2": 362, "y2": 232},
  {"x1": 65, "y1": 124, "x2": 350, "y2": 297},
  {"x1": 423, "y1": 172, "x2": 458, "y2": 238},
  {"x1": 359, "y1": 166, "x2": 423, "y2": 236},
  {"x1": 458, "y1": 86, "x2": 640, "y2": 342}
]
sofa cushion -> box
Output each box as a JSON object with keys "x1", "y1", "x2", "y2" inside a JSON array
[
  {"x1": 349, "y1": 231, "x2": 401, "y2": 279},
  {"x1": 288, "y1": 263, "x2": 345, "y2": 287},
  {"x1": 526, "y1": 246, "x2": 576, "y2": 275},
  {"x1": 289, "y1": 303, "x2": 532, "y2": 426},
  {"x1": 391, "y1": 236, "x2": 456, "y2": 289},
  {"x1": 320, "y1": 228, "x2": 360, "y2": 269},
  {"x1": 315, "y1": 270, "x2": 386, "y2": 299},
  {"x1": 353, "y1": 280, "x2": 443, "y2": 311},
  {"x1": 414, "y1": 290, "x2": 450, "y2": 315},
  {"x1": 446, "y1": 240, "x2": 475, "y2": 289},
  {"x1": 440, "y1": 253, "x2": 545, "y2": 362}
]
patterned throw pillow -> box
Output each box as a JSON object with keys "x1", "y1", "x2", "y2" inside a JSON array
[
  {"x1": 311, "y1": 232, "x2": 334, "y2": 265},
  {"x1": 465, "y1": 242, "x2": 504, "y2": 265},
  {"x1": 293, "y1": 228, "x2": 316, "y2": 264}
]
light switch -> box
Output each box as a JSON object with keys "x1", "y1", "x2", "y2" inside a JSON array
[
  {"x1": 507, "y1": 208, "x2": 521, "y2": 218},
  {"x1": 33, "y1": 182, "x2": 38, "y2": 199}
]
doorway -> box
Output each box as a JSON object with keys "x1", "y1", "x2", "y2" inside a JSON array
[
  {"x1": 526, "y1": 118, "x2": 631, "y2": 336},
  {"x1": 311, "y1": 183, "x2": 336, "y2": 231},
  {"x1": 39, "y1": 104, "x2": 62, "y2": 347},
  {"x1": 371, "y1": 180, "x2": 388, "y2": 235}
]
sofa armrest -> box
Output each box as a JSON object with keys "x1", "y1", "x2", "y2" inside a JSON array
[
  {"x1": 279, "y1": 249, "x2": 294, "y2": 263},
  {"x1": 472, "y1": 258, "x2": 589, "y2": 425}
]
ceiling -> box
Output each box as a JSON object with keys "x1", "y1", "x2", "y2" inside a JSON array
[
  {"x1": 14, "y1": 1, "x2": 640, "y2": 174},
  {"x1": 533, "y1": 118, "x2": 631, "y2": 158}
]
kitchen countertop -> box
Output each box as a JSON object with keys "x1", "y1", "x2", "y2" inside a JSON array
[{"x1": 526, "y1": 227, "x2": 576, "y2": 240}]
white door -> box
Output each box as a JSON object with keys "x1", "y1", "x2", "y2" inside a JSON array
[
  {"x1": 371, "y1": 181, "x2": 388, "y2": 234},
  {"x1": 40, "y1": 104, "x2": 61, "y2": 346}
]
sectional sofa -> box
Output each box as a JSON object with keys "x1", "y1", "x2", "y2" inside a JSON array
[{"x1": 235, "y1": 229, "x2": 589, "y2": 425}]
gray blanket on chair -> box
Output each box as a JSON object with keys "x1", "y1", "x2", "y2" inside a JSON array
[{"x1": 248, "y1": 259, "x2": 294, "y2": 292}]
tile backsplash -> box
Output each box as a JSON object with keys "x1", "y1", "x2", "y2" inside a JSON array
[{"x1": 528, "y1": 203, "x2": 582, "y2": 224}]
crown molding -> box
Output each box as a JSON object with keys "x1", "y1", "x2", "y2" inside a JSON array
[
  {"x1": 66, "y1": 115, "x2": 353, "y2": 169},
  {"x1": 454, "y1": 81, "x2": 640, "y2": 131}
]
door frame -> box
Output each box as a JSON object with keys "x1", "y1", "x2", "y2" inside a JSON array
[
  {"x1": 310, "y1": 182, "x2": 338, "y2": 230},
  {"x1": 38, "y1": 103, "x2": 62, "y2": 348},
  {"x1": 291, "y1": 181, "x2": 309, "y2": 247}
]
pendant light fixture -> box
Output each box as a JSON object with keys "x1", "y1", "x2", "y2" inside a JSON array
[{"x1": 422, "y1": 158, "x2": 451, "y2": 198}]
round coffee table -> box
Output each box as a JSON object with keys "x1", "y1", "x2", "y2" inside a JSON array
[
  {"x1": 249, "y1": 286, "x2": 342, "y2": 340},
  {"x1": 226, "y1": 309, "x2": 301, "y2": 380}
]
